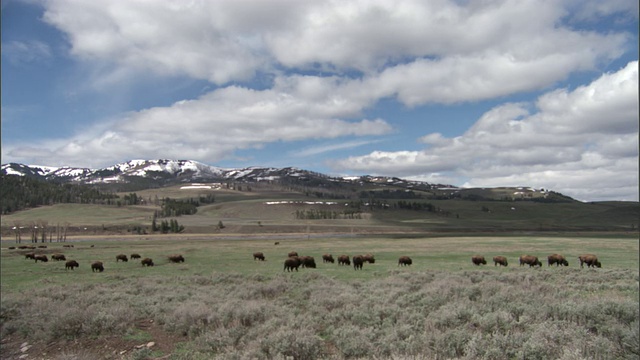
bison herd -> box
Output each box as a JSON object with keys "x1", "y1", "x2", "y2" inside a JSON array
[{"x1": 468, "y1": 254, "x2": 602, "y2": 269}]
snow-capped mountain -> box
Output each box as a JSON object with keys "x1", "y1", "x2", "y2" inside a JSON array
[{"x1": 1, "y1": 159, "x2": 452, "y2": 190}]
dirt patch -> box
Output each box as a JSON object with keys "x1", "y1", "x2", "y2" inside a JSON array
[{"x1": 0, "y1": 319, "x2": 185, "y2": 360}]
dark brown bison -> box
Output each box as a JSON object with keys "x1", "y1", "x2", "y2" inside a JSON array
[
  {"x1": 398, "y1": 256, "x2": 412, "y2": 266},
  {"x1": 363, "y1": 254, "x2": 375, "y2": 264},
  {"x1": 8, "y1": 246, "x2": 16, "y2": 250},
  {"x1": 353, "y1": 255, "x2": 364, "y2": 270},
  {"x1": 579, "y1": 254, "x2": 601, "y2": 268},
  {"x1": 37, "y1": 245, "x2": 47, "y2": 249},
  {"x1": 91, "y1": 261, "x2": 104, "y2": 272},
  {"x1": 322, "y1": 254, "x2": 335, "y2": 263},
  {"x1": 288, "y1": 251, "x2": 298, "y2": 258},
  {"x1": 116, "y1": 254, "x2": 128, "y2": 262},
  {"x1": 471, "y1": 255, "x2": 487, "y2": 266},
  {"x1": 519, "y1": 255, "x2": 542, "y2": 267},
  {"x1": 63, "y1": 244, "x2": 74, "y2": 248},
  {"x1": 168, "y1": 254, "x2": 185, "y2": 263},
  {"x1": 548, "y1": 254, "x2": 569, "y2": 267},
  {"x1": 274, "y1": 242, "x2": 280, "y2": 245},
  {"x1": 493, "y1": 256, "x2": 508, "y2": 267},
  {"x1": 25, "y1": 253, "x2": 36, "y2": 260},
  {"x1": 141, "y1": 258, "x2": 154, "y2": 267},
  {"x1": 18, "y1": 246, "x2": 29, "y2": 249},
  {"x1": 337, "y1": 255, "x2": 351, "y2": 266},
  {"x1": 130, "y1": 253, "x2": 142, "y2": 259},
  {"x1": 253, "y1": 252, "x2": 265, "y2": 261},
  {"x1": 284, "y1": 257, "x2": 301, "y2": 272},
  {"x1": 65, "y1": 260, "x2": 79, "y2": 270},
  {"x1": 299, "y1": 256, "x2": 317, "y2": 268},
  {"x1": 52, "y1": 254, "x2": 66, "y2": 261},
  {"x1": 34, "y1": 254, "x2": 48, "y2": 263}
]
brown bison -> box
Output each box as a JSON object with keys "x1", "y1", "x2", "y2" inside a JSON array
[
  {"x1": 37, "y1": 245, "x2": 47, "y2": 248},
  {"x1": 34, "y1": 254, "x2": 48, "y2": 263},
  {"x1": 548, "y1": 254, "x2": 569, "y2": 267},
  {"x1": 91, "y1": 261, "x2": 104, "y2": 272},
  {"x1": 168, "y1": 254, "x2": 185, "y2": 263},
  {"x1": 52, "y1": 254, "x2": 66, "y2": 261},
  {"x1": 493, "y1": 256, "x2": 508, "y2": 267},
  {"x1": 398, "y1": 256, "x2": 412, "y2": 266},
  {"x1": 8, "y1": 246, "x2": 16, "y2": 250},
  {"x1": 116, "y1": 254, "x2": 128, "y2": 262},
  {"x1": 337, "y1": 255, "x2": 351, "y2": 266},
  {"x1": 284, "y1": 257, "x2": 301, "y2": 272},
  {"x1": 288, "y1": 251, "x2": 298, "y2": 258},
  {"x1": 471, "y1": 255, "x2": 487, "y2": 266},
  {"x1": 322, "y1": 254, "x2": 335, "y2": 263},
  {"x1": 141, "y1": 258, "x2": 154, "y2": 267},
  {"x1": 63, "y1": 244, "x2": 74, "y2": 248},
  {"x1": 578, "y1": 254, "x2": 601, "y2": 268},
  {"x1": 253, "y1": 252, "x2": 266, "y2": 261},
  {"x1": 299, "y1": 256, "x2": 317, "y2": 268},
  {"x1": 18, "y1": 246, "x2": 29, "y2": 249},
  {"x1": 353, "y1": 255, "x2": 364, "y2": 270},
  {"x1": 274, "y1": 242, "x2": 280, "y2": 245},
  {"x1": 130, "y1": 253, "x2": 142, "y2": 259},
  {"x1": 24, "y1": 253, "x2": 36, "y2": 260},
  {"x1": 363, "y1": 254, "x2": 375, "y2": 264},
  {"x1": 65, "y1": 260, "x2": 79, "y2": 270},
  {"x1": 519, "y1": 255, "x2": 542, "y2": 267}
]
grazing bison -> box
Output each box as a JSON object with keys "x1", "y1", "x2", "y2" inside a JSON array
[
  {"x1": 25, "y1": 253, "x2": 36, "y2": 260},
  {"x1": 322, "y1": 254, "x2": 335, "y2": 263},
  {"x1": 353, "y1": 255, "x2": 364, "y2": 270},
  {"x1": 34, "y1": 254, "x2": 48, "y2": 263},
  {"x1": 471, "y1": 255, "x2": 487, "y2": 266},
  {"x1": 18, "y1": 246, "x2": 29, "y2": 249},
  {"x1": 51, "y1": 254, "x2": 66, "y2": 261},
  {"x1": 8, "y1": 246, "x2": 16, "y2": 250},
  {"x1": 253, "y1": 252, "x2": 266, "y2": 261},
  {"x1": 65, "y1": 260, "x2": 79, "y2": 270},
  {"x1": 519, "y1": 255, "x2": 542, "y2": 267},
  {"x1": 578, "y1": 254, "x2": 601, "y2": 268},
  {"x1": 141, "y1": 258, "x2": 154, "y2": 267},
  {"x1": 37, "y1": 245, "x2": 47, "y2": 249},
  {"x1": 274, "y1": 242, "x2": 280, "y2": 245},
  {"x1": 284, "y1": 257, "x2": 301, "y2": 272},
  {"x1": 288, "y1": 251, "x2": 298, "y2": 258},
  {"x1": 299, "y1": 256, "x2": 317, "y2": 269},
  {"x1": 91, "y1": 261, "x2": 104, "y2": 272},
  {"x1": 337, "y1": 255, "x2": 351, "y2": 266},
  {"x1": 493, "y1": 256, "x2": 508, "y2": 267},
  {"x1": 168, "y1": 254, "x2": 185, "y2": 263},
  {"x1": 130, "y1": 253, "x2": 141, "y2": 259},
  {"x1": 548, "y1": 254, "x2": 569, "y2": 267},
  {"x1": 363, "y1": 254, "x2": 375, "y2": 264},
  {"x1": 116, "y1": 254, "x2": 128, "y2": 262},
  {"x1": 398, "y1": 256, "x2": 412, "y2": 266},
  {"x1": 63, "y1": 244, "x2": 74, "y2": 248}
]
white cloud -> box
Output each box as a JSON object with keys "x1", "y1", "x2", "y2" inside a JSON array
[{"x1": 333, "y1": 61, "x2": 639, "y2": 201}]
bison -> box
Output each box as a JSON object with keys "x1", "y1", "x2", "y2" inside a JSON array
[
  {"x1": 353, "y1": 255, "x2": 364, "y2": 270},
  {"x1": 274, "y1": 242, "x2": 280, "y2": 245},
  {"x1": 284, "y1": 257, "x2": 301, "y2": 272},
  {"x1": 398, "y1": 256, "x2": 412, "y2": 266},
  {"x1": 253, "y1": 252, "x2": 266, "y2": 261},
  {"x1": 63, "y1": 244, "x2": 74, "y2": 248},
  {"x1": 24, "y1": 253, "x2": 36, "y2": 260},
  {"x1": 8, "y1": 246, "x2": 16, "y2": 250},
  {"x1": 116, "y1": 254, "x2": 128, "y2": 262},
  {"x1": 51, "y1": 254, "x2": 66, "y2": 261},
  {"x1": 337, "y1": 255, "x2": 351, "y2": 266},
  {"x1": 34, "y1": 254, "x2": 48, "y2": 263},
  {"x1": 493, "y1": 256, "x2": 508, "y2": 267},
  {"x1": 141, "y1": 258, "x2": 154, "y2": 267},
  {"x1": 168, "y1": 254, "x2": 185, "y2": 263},
  {"x1": 130, "y1": 253, "x2": 142, "y2": 259},
  {"x1": 548, "y1": 254, "x2": 569, "y2": 267},
  {"x1": 288, "y1": 251, "x2": 298, "y2": 258},
  {"x1": 65, "y1": 260, "x2": 79, "y2": 270},
  {"x1": 578, "y1": 254, "x2": 601, "y2": 268},
  {"x1": 37, "y1": 245, "x2": 47, "y2": 249},
  {"x1": 471, "y1": 255, "x2": 487, "y2": 266},
  {"x1": 363, "y1": 254, "x2": 375, "y2": 264},
  {"x1": 91, "y1": 261, "x2": 104, "y2": 272},
  {"x1": 299, "y1": 256, "x2": 317, "y2": 269},
  {"x1": 322, "y1": 254, "x2": 335, "y2": 263},
  {"x1": 519, "y1": 255, "x2": 542, "y2": 267}
]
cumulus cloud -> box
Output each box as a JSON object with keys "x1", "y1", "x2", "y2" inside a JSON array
[{"x1": 333, "y1": 61, "x2": 639, "y2": 201}]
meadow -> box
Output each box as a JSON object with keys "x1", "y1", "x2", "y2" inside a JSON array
[{"x1": 1, "y1": 234, "x2": 638, "y2": 359}]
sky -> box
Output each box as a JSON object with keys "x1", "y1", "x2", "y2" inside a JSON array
[{"x1": 1, "y1": 0, "x2": 638, "y2": 202}]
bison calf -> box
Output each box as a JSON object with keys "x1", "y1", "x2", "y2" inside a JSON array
[
  {"x1": 65, "y1": 260, "x2": 79, "y2": 270},
  {"x1": 548, "y1": 254, "x2": 569, "y2": 267},
  {"x1": 141, "y1": 258, "x2": 154, "y2": 267},
  {"x1": 493, "y1": 256, "x2": 508, "y2": 267},
  {"x1": 471, "y1": 255, "x2": 487, "y2": 266},
  {"x1": 398, "y1": 256, "x2": 412, "y2": 266},
  {"x1": 579, "y1": 254, "x2": 601, "y2": 268},
  {"x1": 253, "y1": 252, "x2": 266, "y2": 261},
  {"x1": 91, "y1": 261, "x2": 104, "y2": 272}
]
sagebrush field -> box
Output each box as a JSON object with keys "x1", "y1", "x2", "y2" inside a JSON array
[{"x1": 1, "y1": 234, "x2": 638, "y2": 359}]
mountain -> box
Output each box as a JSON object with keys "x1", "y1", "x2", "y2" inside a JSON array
[{"x1": 0, "y1": 159, "x2": 452, "y2": 192}]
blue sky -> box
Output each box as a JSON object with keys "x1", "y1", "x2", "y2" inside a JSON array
[{"x1": 1, "y1": 0, "x2": 638, "y2": 202}]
